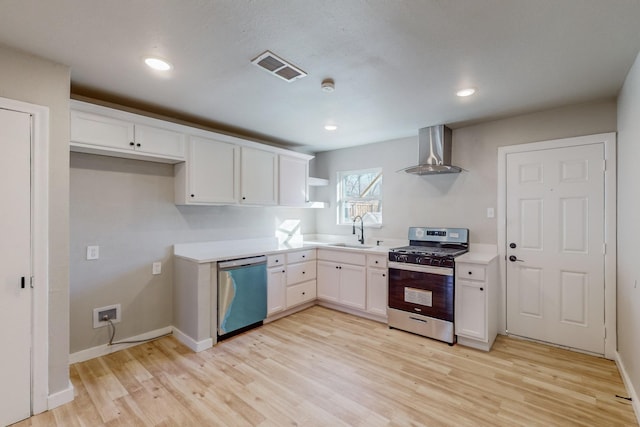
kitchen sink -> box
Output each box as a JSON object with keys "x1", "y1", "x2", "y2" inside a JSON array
[{"x1": 328, "y1": 243, "x2": 374, "y2": 249}]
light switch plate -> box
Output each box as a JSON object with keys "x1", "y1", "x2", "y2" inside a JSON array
[
  {"x1": 86, "y1": 245, "x2": 99, "y2": 260},
  {"x1": 152, "y1": 261, "x2": 162, "y2": 275}
]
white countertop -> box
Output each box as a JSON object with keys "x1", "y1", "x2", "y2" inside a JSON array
[
  {"x1": 456, "y1": 251, "x2": 499, "y2": 264},
  {"x1": 174, "y1": 237, "x2": 393, "y2": 263},
  {"x1": 174, "y1": 236, "x2": 499, "y2": 264}
]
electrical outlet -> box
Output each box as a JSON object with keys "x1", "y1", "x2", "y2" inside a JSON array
[
  {"x1": 86, "y1": 245, "x2": 99, "y2": 260},
  {"x1": 93, "y1": 304, "x2": 121, "y2": 328},
  {"x1": 152, "y1": 261, "x2": 162, "y2": 275},
  {"x1": 98, "y1": 308, "x2": 117, "y2": 321}
]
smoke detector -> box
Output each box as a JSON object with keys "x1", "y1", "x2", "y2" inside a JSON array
[
  {"x1": 251, "y1": 50, "x2": 307, "y2": 82},
  {"x1": 321, "y1": 79, "x2": 335, "y2": 93}
]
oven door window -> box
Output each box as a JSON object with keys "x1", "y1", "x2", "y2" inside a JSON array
[{"x1": 388, "y1": 268, "x2": 454, "y2": 322}]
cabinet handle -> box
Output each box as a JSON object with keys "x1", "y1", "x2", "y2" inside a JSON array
[
  {"x1": 335, "y1": 266, "x2": 339, "y2": 269},
  {"x1": 302, "y1": 255, "x2": 305, "y2": 258},
  {"x1": 190, "y1": 194, "x2": 195, "y2": 197},
  {"x1": 302, "y1": 291, "x2": 306, "y2": 295},
  {"x1": 375, "y1": 260, "x2": 379, "y2": 264},
  {"x1": 21, "y1": 276, "x2": 25, "y2": 289},
  {"x1": 242, "y1": 196, "x2": 246, "y2": 200},
  {"x1": 136, "y1": 143, "x2": 141, "y2": 147},
  {"x1": 302, "y1": 271, "x2": 305, "y2": 274},
  {"x1": 382, "y1": 274, "x2": 386, "y2": 277},
  {"x1": 129, "y1": 142, "x2": 135, "y2": 146},
  {"x1": 480, "y1": 287, "x2": 484, "y2": 291},
  {"x1": 468, "y1": 271, "x2": 472, "y2": 275}
]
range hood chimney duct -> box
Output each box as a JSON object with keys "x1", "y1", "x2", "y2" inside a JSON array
[{"x1": 400, "y1": 125, "x2": 463, "y2": 175}]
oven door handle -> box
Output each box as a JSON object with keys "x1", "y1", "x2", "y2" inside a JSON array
[{"x1": 388, "y1": 261, "x2": 453, "y2": 276}]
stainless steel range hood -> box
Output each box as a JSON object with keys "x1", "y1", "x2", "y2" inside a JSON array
[{"x1": 400, "y1": 125, "x2": 463, "y2": 175}]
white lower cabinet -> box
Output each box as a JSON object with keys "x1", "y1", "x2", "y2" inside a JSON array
[
  {"x1": 455, "y1": 279, "x2": 486, "y2": 340},
  {"x1": 317, "y1": 249, "x2": 367, "y2": 310},
  {"x1": 267, "y1": 250, "x2": 316, "y2": 318},
  {"x1": 267, "y1": 265, "x2": 287, "y2": 316},
  {"x1": 455, "y1": 255, "x2": 499, "y2": 351},
  {"x1": 366, "y1": 270, "x2": 387, "y2": 318}
]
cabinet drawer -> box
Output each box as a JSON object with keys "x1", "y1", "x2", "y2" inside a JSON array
[
  {"x1": 286, "y1": 280, "x2": 316, "y2": 308},
  {"x1": 287, "y1": 261, "x2": 317, "y2": 285},
  {"x1": 286, "y1": 249, "x2": 315, "y2": 264},
  {"x1": 457, "y1": 264, "x2": 486, "y2": 281},
  {"x1": 267, "y1": 254, "x2": 285, "y2": 267},
  {"x1": 317, "y1": 249, "x2": 366, "y2": 265},
  {"x1": 367, "y1": 254, "x2": 387, "y2": 268}
]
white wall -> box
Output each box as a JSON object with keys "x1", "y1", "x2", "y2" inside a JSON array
[
  {"x1": 70, "y1": 152, "x2": 316, "y2": 353},
  {"x1": 617, "y1": 50, "x2": 640, "y2": 408},
  {"x1": 314, "y1": 100, "x2": 617, "y2": 244},
  {"x1": 0, "y1": 44, "x2": 70, "y2": 395}
]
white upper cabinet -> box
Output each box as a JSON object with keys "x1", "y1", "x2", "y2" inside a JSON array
[
  {"x1": 175, "y1": 136, "x2": 239, "y2": 205},
  {"x1": 70, "y1": 103, "x2": 186, "y2": 163},
  {"x1": 71, "y1": 110, "x2": 134, "y2": 150},
  {"x1": 240, "y1": 147, "x2": 278, "y2": 205},
  {"x1": 71, "y1": 100, "x2": 315, "y2": 207},
  {"x1": 134, "y1": 124, "x2": 185, "y2": 159},
  {"x1": 279, "y1": 155, "x2": 308, "y2": 206}
]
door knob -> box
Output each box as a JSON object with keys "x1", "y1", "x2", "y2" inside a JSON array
[
  {"x1": 509, "y1": 255, "x2": 524, "y2": 262},
  {"x1": 509, "y1": 243, "x2": 517, "y2": 249}
]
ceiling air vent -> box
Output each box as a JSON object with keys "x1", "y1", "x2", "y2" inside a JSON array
[{"x1": 251, "y1": 50, "x2": 307, "y2": 82}]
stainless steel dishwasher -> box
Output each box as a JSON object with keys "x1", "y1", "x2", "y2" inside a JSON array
[{"x1": 217, "y1": 255, "x2": 267, "y2": 339}]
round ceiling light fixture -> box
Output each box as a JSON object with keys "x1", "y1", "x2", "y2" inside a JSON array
[
  {"x1": 321, "y1": 78, "x2": 335, "y2": 93},
  {"x1": 144, "y1": 56, "x2": 173, "y2": 71},
  {"x1": 456, "y1": 87, "x2": 476, "y2": 97},
  {"x1": 324, "y1": 124, "x2": 338, "y2": 131}
]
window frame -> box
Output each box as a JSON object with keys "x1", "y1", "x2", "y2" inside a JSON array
[{"x1": 336, "y1": 167, "x2": 383, "y2": 227}]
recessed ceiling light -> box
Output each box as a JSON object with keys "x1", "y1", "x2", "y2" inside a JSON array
[
  {"x1": 144, "y1": 57, "x2": 172, "y2": 71},
  {"x1": 456, "y1": 88, "x2": 476, "y2": 97},
  {"x1": 324, "y1": 124, "x2": 338, "y2": 131}
]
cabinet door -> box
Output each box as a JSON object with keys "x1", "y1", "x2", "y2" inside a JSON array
[
  {"x1": 317, "y1": 261, "x2": 340, "y2": 303},
  {"x1": 366, "y1": 268, "x2": 388, "y2": 317},
  {"x1": 286, "y1": 280, "x2": 316, "y2": 308},
  {"x1": 267, "y1": 266, "x2": 287, "y2": 316},
  {"x1": 134, "y1": 124, "x2": 185, "y2": 159},
  {"x1": 71, "y1": 110, "x2": 134, "y2": 150},
  {"x1": 279, "y1": 155, "x2": 308, "y2": 206},
  {"x1": 455, "y1": 279, "x2": 487, "y2": 340},
  {"x1": 188, "y1": 136, "x2": 239, "y2": 204},
  {"x1": 241, "y1": 147, "x2": 278, "y2": 205},
  {"x1": 286, "y1": 261, "x2": 316, "y2": 285},
  {"x1": 339, "y1": 264, "x2": 366, "y2": 310}
]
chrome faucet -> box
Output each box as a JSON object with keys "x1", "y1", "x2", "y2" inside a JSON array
[{"x1": 352, "y1": 215, "x2": 364, "y2": 245}]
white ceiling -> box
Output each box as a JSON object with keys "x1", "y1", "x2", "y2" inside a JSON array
[{"x1": 1, "y1": 1, "x2": 640, "y2": 153}]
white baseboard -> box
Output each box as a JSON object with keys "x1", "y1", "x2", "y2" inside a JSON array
[
  {"x1": 615, "y1": 351, "x2": 640, "y2": 424},
  {"x1": 48, "y1": 381, "x2": 74, "y2": 410},
  {"x1": 172, "y1": 327, "x2": 213, "y2": 352},
  {"x1": 69, "y1": 326, "x2": 173, "y2": 364}
]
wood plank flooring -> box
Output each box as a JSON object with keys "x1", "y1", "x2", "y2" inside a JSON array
[{"x1": 17, "y1": 306, "x2": 637, "y2": 426}]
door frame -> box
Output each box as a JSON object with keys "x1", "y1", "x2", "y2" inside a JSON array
[
  {"x1": 0, "y1": 96, "x2": 50, "y2": 413},
  {"x1": 497, "y1": 132, "x2": 616, "y2": 359}
]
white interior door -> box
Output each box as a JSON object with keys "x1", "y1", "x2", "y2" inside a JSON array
[
  {"x1": 0, "y1": 108, "x2": 32, "y2": 425},
  {"x1": 506, "y1": 142, "x2": 605, "y2": 354}
]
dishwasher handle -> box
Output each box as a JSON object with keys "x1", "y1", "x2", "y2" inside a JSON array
[{"x1": 218, "y1": 255, "x2": 267, "y2": 270}]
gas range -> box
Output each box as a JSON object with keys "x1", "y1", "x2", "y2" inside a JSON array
[
  {"x1": 388, "y1": 227, "x2": 469, "y2": 268},
  {"x1": 387, "y1": 227, "x2": 469, "y2": 344}
]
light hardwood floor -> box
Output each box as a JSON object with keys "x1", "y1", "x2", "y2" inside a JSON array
[{"x1": 17, "y1": 306, "x2": 637, "y2": 426}]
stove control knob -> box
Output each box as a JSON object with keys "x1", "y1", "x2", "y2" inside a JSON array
[{"x1": 415, "y1": 256, "x2": 422, "y2": 264}]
